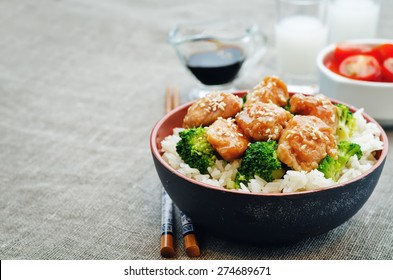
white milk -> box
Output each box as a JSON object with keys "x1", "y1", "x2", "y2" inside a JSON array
[
  {"x1": 327, "y1": 0, "x2": 380, "y2": 42},
  {"x1": 275, "y1": 15, "x2": 328, "y2": 77}
]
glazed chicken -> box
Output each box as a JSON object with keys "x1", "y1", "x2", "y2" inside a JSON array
[
  {"x1": 236, "y1": 101, "x2": 292, "y2": 141},
  {"x1": 183, "y1": 91, "x2": 242, "y2": 129},
  {"x1": 244, "y1": 76, "x2": 289, "y2": 107},
  {"x1": 206, "y1": 117, "x2": 250, "y2": 162},
  {"x1": 289, "y1": 93, "x2": 338, "y2": 130},
  {"x1": 277, "y1": 115, "x2": 338, "y2": 172}
]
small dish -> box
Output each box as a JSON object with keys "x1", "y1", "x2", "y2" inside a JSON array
[
  {"x1": 317, "y1": 39, "x2": 393, "y2": 127},
  {"x1": 168, "y1": 19, "x2": 267, "y2": 99}
]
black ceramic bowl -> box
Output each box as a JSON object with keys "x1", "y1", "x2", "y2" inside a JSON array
[{"x1": 150, "y1": 92, "x2": 388, "y2": 244}]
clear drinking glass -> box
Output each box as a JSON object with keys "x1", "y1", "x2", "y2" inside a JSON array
[
  {"x1": 275, "y1": 0, "x2": 328, "y2": 93},
  {"x1": 168, "y1": 19, "x2": 267, "y2": 100},
  {"x1": 327, "y1": 0, "x2": 381, "y2": 43}
]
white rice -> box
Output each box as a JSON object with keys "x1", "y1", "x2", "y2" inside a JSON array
[{"x1": 160, "y1": 110, "x2": 384, "y2": 193}]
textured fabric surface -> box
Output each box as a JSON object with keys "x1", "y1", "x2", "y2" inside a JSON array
[{"x1": 0, "y1": 0, "x2": 392, "y2": 260}]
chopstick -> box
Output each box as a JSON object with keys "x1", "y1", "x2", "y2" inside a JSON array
[
  {"x1": 165, "y1": 86, "x2": 179, "y2": 114},
  {"x1": 160, "y1": 86, "x2": 200, "y2": 258},
  {"x1": 160, "y1": 189, "x2": 175, "y2": 258},
  {"x1": 160, "y1": 87, "x2": 177, "y2": 258},
  {"x1": 180, "y1": 210, "x2": 201, "y2": 257}
]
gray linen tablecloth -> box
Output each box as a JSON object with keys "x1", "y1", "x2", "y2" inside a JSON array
[{"x1": 0, "y1": 0, "x2": 392, "y2": 260}]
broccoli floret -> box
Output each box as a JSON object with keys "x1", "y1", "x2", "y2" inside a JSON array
[
  {"x1": 318, "y1": 141, "x2": 363, "y2": 181},
  {"x1": 317, "y1": 155, "x2": 337, "y2": 180},
  {"x1": 336, "y1": 141, "x2": 363, "y2": 166},
  {"x1": 336, "y1": 104, "x2": 357, "y2": 141},
  {"x1": 235, "y1": 141, "x2": 284, "y2": 187},
  {"x1": 176, "y1": 127, "x2": 216, "y2": 174}
]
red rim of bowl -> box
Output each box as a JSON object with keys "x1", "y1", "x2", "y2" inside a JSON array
[
  {"x1": 150, "y1": 92, "x2": 389, "y2": 197},
  {"x1": 317, "y1": 39, "x2": 393, "y2": 87}
]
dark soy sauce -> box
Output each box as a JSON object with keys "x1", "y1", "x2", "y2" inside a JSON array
[{"x1": 186, "y1": 46, "x2": 245, "y2": 85}]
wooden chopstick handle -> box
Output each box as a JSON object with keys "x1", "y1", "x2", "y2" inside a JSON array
[
  {"x1": 172, "y1": 87, "x2": 179, "y2": 109},
  {"x1": 160, "y1": 190, "x2": 175, "y2": 258},
  {"x1": 180, "y1": 211, "x2": 200, "y2": 257},
  {"x1": 160, "y1": 234, "x2": 175, "y2": 258},
  {"x1": 183, "y1": 234, "x2": 200, "y2": 257},
  {"x1": 165, "y1": 86, "x2": 180, "y2": 114},
  {"x1": 165, "y1": 87, "x2": 172, "y2": 114}
]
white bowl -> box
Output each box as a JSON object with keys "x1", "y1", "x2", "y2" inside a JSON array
[{"x1": 317, "y1": 39, "x2": 393, "y2": 127}]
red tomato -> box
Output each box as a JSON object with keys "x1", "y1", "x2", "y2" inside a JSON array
[
  {"x1": 334, "y1": 43, "x2": 381, "y2": 64},
  {"x1": 381, "y1": 57, "x2": 393, "y2": 82},
  {"x1": 339, "y1": 55, "x2": 381, "y2": 81},
  {"x1": 325, "y1": 60, "x2": 340, "y2": 75},
  {"x1": 378, "y1": 44, "x2": 393, "y2": 59}
]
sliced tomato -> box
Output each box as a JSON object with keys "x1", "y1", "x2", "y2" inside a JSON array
[
  {"x1": 381, "y1": 57, "x2": 393, "y2": 82},
  {"x1": 334, "y1": 43, "x2": 382, "y2": 64},
  {"x1": 339, "y1": 55, "x2": 381, "y2": 81},
  {"x1": 378, "y1": 43, "x2": 393, "y2": 59}
]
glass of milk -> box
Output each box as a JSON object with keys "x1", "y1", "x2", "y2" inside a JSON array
[
  {"x1": 327, "y1": 0, "x2": 381, "y2": 43},
  {"x1": 275, "y1": 0, "x2": 328, "y2": 92}
]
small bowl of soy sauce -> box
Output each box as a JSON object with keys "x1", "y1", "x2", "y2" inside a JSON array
[{"x1": 168, "y1": 19, "x2": 267, "y2": 99}]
